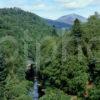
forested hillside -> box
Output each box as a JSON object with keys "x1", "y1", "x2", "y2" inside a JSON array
[
  {"x1": 0, "y1": 8, "x2": 55, "y2": 100},
  {"x1": 0, "y1": 8, "x2": 100, "y2": 100}
]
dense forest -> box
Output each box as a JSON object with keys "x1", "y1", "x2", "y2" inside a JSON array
[{"x1": 0, "y1": 8, "x2": 100, "y2": 100}]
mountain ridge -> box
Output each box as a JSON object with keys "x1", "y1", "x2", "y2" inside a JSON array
[
  {"x1": 56, "y1": 13, "x2": 87, "y2": 25},
  {"x1": 45, "y1": 13, "x2": 87, "y2": 29},
  {"x1": 44, "y1": 18, "x2": 71, "y2": 29}
]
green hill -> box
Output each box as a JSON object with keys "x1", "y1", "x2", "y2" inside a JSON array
[{"x1": 0, "y1": 7, "x2": 53, "y2": 39}]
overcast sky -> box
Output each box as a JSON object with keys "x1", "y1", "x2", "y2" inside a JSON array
[{"x1": 0, "y1": 0, "x2": 100, "y2": 19}]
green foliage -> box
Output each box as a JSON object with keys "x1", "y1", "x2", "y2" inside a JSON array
[
  {"x1": 0, "y1": 53, "x2": 7, "y2": 83},
  {"x1": 5, "y1": 78, "x2": 32, "y2": 100},
  {"x1": 42, "y1": 55, "x2": 88, "y2": 96},
  {"x1": 0, "y1": 8, "x2": 100, "y2": 100},
  {"x1": 0, "y1": 52, "x2": 7, "y2": 100},
  {"x1": 88, "y1": 86, "x2": 100, "y2": 100},
  {"x1": 40, "y1": 88, "x2": 71, "y2": 100},
  {"x1": 0, "y1": 7, "x2": 53, "y2": 99},
  {"x1": 72, "y1": 19, "x2": 83, "y2": 38}
]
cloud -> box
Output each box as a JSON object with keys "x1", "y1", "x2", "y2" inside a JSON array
[
  {"x1": 55, "y1": 0, "x2": 94, "y2": 9},
  {"x1": 0, "y1": 0, "x2": 99, "y2": 20},
  {"x1": 0, "y1": 0, "x2": 28, "y2": 8},
  {"x1": 0, "y1": 0, "x2": 48, "y2": 11},
  {"x1": 33, "y1": 3, "x2": 46, "y2": 10},
  {"x1": 92, "y1": 0, "x2": 100, "y2": 5}
]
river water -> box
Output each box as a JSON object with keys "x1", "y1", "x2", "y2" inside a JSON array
[
  {"x1": 29, "y1": 78, "x2": 39, "y2": 100},
  {"x1": 33, "y1": 78, "x2": 39, "y2": 100}
]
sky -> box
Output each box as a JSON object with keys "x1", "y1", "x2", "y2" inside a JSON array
[{"x1": 0, "y1": 0, "x2": 100, "y2": 19}]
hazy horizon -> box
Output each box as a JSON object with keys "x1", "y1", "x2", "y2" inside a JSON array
[{"x1": 0, "y1": 0, "x2": 100, "y2": 20}]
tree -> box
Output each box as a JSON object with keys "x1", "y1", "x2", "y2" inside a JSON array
[
  {"x1": 88, "y1": 59, "x2": 96, "y2": 82},
  {"x1": 52, "y1": 25, "x2": 58, "y2": 36},
  {"x1": 72, "y1": 19, "x2": 83, "y2": 38},
  {"x1": 0, "y1": 53, "x2": 7, "y2": 100},
  {"x1": 88, "y1": 86, "x2": 100, "y2": 100},
  {"x1": 40, "y1": 88, "x2": 71, "y2": 100}
]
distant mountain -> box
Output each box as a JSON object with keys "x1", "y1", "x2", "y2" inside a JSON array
[
  {"x1": 45, "y1": 19, "x2": 71, "y2": 29},
  {"x1": 44, "y1": 14, "x2": 87, "y2": 29},
  {"x1": 56, "y1": 14, "x2": 87, "y2": 25}
]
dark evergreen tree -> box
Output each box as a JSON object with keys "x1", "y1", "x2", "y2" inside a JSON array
[
  {"x1": 88, "y1": 59, "x2": 96, "y2": 83},
  {"x1": 52, "y1": 25, "x2": 58, "y2": 36},
  {"x1": 72, "y1": 19, "x2": 83, "y2": 38},
  {"x1": 0, "y1": 53, "x2": 7, "y2": 100}
]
